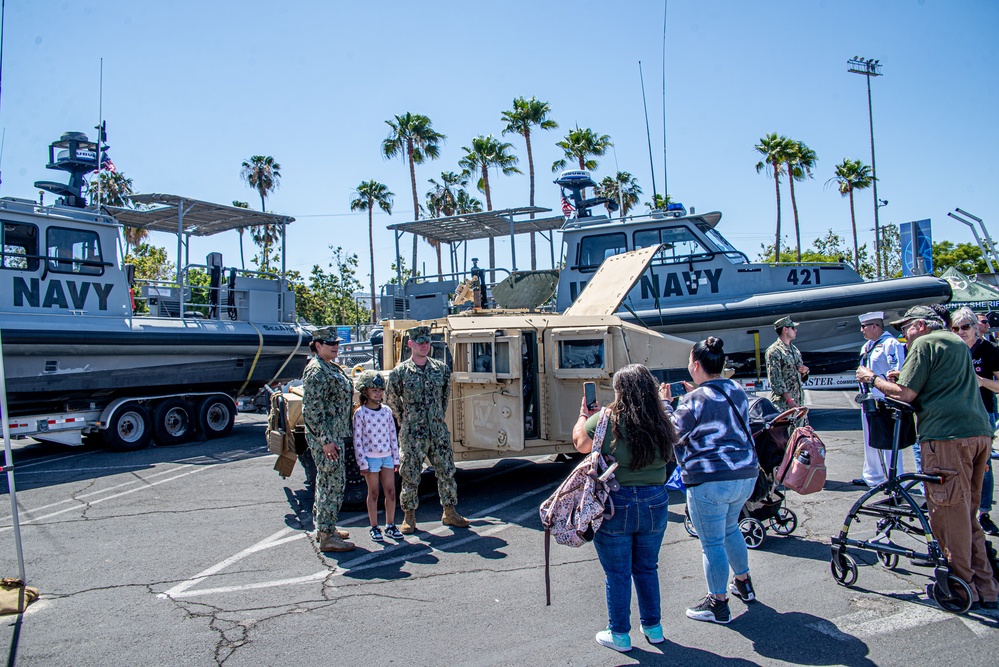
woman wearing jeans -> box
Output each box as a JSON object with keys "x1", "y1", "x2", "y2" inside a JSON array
[
  {"x1": 573, "y1": 364, "x2": 677, "y2": 653},
  {"x1": 661, "y1": 337, "x2": 758, "y2": 624}
]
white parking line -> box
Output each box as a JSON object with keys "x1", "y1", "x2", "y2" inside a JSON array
[
  {"x1": 808, "y1": 601, "x2": 995, "y2": 639},
  {"x1": 162, "y1": 480, "x2": 559, "y2": 599}
]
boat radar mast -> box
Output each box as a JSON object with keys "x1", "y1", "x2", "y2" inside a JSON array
[
  {"x1": 554, "y1": 170, "x2": 619, "y2": 218},
  {"x1": 33, "y1": 132, "x2": 104, "y2": 208}
]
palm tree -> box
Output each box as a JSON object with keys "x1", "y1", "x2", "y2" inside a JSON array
[
  {"x1": 459, "y1": 135, "x2": 522, "y2": 277},
  {"x1": 501, "y1": 96, "x2": 558, "y2": 269},
  {"x1": 828, "y1": 158, "x2": 874, "y2": 272},
  {"x1": 382, "y1": 112, "x2": 446, "y2": 273},
  {"x1": 786, "y1": 140, "x2": 818, "y2": 262},
  {"x1": 232, "y1": 200, "x2": 250, "y2": 270},
  {"x1": 754, "y1": 133, "x2": 793, "y2": 263},
  {"x1": 645, "y1": 193, "x2": 673, "y2": 211},
  {"x1": 240, "y1": 156, "x2": 282, "y2": 272},
  {"x1": 350, "y1": 181, "x2": 394, "y2": 323},
  {"x1": 552, "y1": 126, "x2": 613, "y2": 179},
  {"x1": 595, "y1": 172, "x2": 642, "y2": 218},
  {"x1": 423, "y1": 171, "x2": 470, "y2": 279},
  {"x1": 88, "y1": 170, "x2": 145, "y2": 253}
]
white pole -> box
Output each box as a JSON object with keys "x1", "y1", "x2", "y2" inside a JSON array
[{"x1": 0, "y1": 325, "x2": 27, "y2": 583}]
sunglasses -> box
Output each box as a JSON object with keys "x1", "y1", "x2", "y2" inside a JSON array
[
  {"x1": 952, "y1": 324, "x2": 974, "y2": 332},
  {"x1": 860, "y1": 323, "x2": 878, "y2": 329},
  {"x1": 319, "y1": 340, "x2": 340, "y2": 346}
]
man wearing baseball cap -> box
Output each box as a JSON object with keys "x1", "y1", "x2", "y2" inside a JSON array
[
  {"x1": 765, "y1": 316, "x2": 809, "y2": 416},
  {"x1": 854, "y1": 311, "x2": 907, "y2": 487},
  {"x1": 857, "y1": 305, "x2": 998, "y2": 610}
]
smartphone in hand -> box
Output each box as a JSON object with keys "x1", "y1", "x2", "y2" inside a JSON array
[
  {"x1": 669, "y1": 381, "x2": 687, "y2": 397},
  {"x1": 584, "y1": 382, "x2": 598, "y2": 410}
]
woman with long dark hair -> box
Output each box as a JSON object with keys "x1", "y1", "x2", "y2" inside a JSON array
[
  {"x1": 573, "y1": 364, "x2": 676, "y2": 653},
  {"x1": 661, "y1": 337, "x2": 758, "y2": 624}
]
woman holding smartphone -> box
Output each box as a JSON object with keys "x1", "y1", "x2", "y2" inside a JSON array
[
  {"x1": 660, "y1": 337, "x2": 758, "y2": 625},
  {"x1": 573, "y1": 364, "x2": 676, "y2": 653}
]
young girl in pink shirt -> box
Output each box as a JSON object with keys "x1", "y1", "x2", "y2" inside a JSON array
[{"x1": 352, "y1": 371, "x2": 403, "y2": 541}]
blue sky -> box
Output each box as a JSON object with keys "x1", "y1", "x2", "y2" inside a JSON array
[{"x1": 2, "y1": 1, "x2": 997, "y2": 288}]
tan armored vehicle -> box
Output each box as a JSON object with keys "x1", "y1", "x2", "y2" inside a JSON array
[{"x1": 378, "y1": 245, "x2": 692, "y2": 461}]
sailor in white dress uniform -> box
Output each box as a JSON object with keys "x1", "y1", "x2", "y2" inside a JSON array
[{"x1": 857, "y1": 311, "x2": 907, "y2": 486}]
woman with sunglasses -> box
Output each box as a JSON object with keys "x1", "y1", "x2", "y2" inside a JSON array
[
  {"x1": 950, "y1": 307, "x2": 999, "y2": 536},
  {"x1": 302, "y1": 327, "x2": 356, "y2": 552}
]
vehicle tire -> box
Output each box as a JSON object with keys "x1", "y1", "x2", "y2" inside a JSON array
[
  {"x1": 104, "y1": 402, "x2": 153, "y2": 452},
  {"x1": 153, "y1": 398, "x2": 195, "y2": 446},
  {"x1": 740, "y1": 518, "x2": 766, "y2": 549},
  {"x1": 341, "y1": 438, "x2": 368, "y2": 512},
  {"x1": 198, "y1": 395, "x2": 236, "y2": 439}
]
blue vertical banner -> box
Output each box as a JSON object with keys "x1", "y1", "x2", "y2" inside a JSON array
[{"x1": 901, "y1": 219, "x2": 933, "y2": 276}]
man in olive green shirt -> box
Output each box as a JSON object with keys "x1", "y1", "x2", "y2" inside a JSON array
[{"x1": 856, "y1": 305, "x2": 997, "y2": 609}]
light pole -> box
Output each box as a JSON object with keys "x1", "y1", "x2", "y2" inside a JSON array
[{"x1": 848, "y1": 56, "x2": 883, "y2": 279}]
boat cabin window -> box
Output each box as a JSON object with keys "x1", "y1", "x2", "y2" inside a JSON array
[
  {"x1": 1, "y1": 221, "x2": 40, "y2": 271},
  {"x1": 698, "y1": 225, "x2": 747, "y2": 264},
  {"x1": 633, "y1": 227, "x2": 711, "y2": 265},
  {"x1": 577, "y1": 232, "x2": 627, "y2": 269},
  {"x1": 46, "y1": 227, "x2": 105, "y2": 276}
]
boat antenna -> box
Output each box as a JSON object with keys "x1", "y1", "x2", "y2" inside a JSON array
[
  {"x1": 0, "y1": 0, "x2": 5, "y2": 190},
  {"x1": 661, "y1": 0, "x2": 669, "y2": 202},
  {"x1": 638, "y1": 61, "x2": 659, "y2": 202},
  {"x1": 95, "y1": 58, "x2": 103, "y2": 209}
]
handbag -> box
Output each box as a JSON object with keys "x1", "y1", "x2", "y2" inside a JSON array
[
  {"x1": 865, "y1": 401, "x2": 916, "y2": 450},
  {"x1": 539, "y1": 408, "x2": 618, "y2": 605}
]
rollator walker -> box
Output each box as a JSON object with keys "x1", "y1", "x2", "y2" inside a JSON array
[{"x1": 829, "y1": 397, "x2": 973, "y2": 614}]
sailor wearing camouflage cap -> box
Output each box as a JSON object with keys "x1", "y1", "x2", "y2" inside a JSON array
[
  {"x1": 311, "y1": 326, "x2": 344, "y2": 344},
  {"x1": 386, "y1": 324, "x2": 471, "y2": 533},
  {"x1": 765, "y1": 315, "x2": 809, "y2": 418}
]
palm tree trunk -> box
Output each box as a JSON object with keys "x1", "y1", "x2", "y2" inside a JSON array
[
  {"x1": 526, "y1": 130, "x2": 537, "y2": 270},
  {"x1": 368, "y1": 206, "x2": 377, "y2": 324},
  {"x1": 408, "y1": 142, "x2": 419, "y2": 276},
  {"x1": 238, "y1": 229, "x2": 246, "y2": 271},
  {"x1": 849, "y1": 189, "x2": 860, "y2": 271},
  {"x1": 788, "y1": 177, "x2": 802, "y2": 262},
  {"x1": 772, "y1": 162, "x2": 782, "y2": 263},
  {"x1": 483, "y1": 167, "x2": 495, "y2": 282}
]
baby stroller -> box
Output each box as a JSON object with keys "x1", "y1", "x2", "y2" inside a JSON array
[{"x1": 683, "y1": 397, "x2": 806, "y2": 549}]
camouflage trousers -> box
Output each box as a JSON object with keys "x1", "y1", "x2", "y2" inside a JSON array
[
  {"x1": 399, "y1": 436, "x2": 458, "y2": 511},
  {"x1": 312, "y1": 441, "x2": 345, "y2": 532}
]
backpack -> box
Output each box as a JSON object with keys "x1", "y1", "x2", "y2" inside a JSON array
[
  {"x1": 539, "y1": 408, "x2": 618, "y2": 605},
  {"x1": 776, "y1": 426, "x2": 827, "y2": 494}
]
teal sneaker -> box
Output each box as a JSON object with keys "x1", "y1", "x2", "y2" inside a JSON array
[
  {"x1": 595, "y1": 629, "x2": 632, "y2": 652},
  {"x1": 640, "y1": 623, "x2": 665, "y2": 644}
]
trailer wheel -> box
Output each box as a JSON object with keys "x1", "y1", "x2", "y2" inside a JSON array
[
  {"x1": 105, "y1": 403, "x2": 153, "y2": 452},
  {"x1": 198, "y1": 396, "x2": 236, "y2": 439},
  {"x1": 153, "y1": 399, "x2": 195, "y2": 446}
]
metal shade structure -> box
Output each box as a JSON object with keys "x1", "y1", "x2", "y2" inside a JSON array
[
  {"x1": 108, "y1": 194, "x2": 294, "y2": 236},
  {"x1": 385, "y1": 206, "x2": 565, "y2": 284}
]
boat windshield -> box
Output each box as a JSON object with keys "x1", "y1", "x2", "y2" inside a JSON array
[{"x1": 698, "y1": 225, "x2": 747, "y2": 264}]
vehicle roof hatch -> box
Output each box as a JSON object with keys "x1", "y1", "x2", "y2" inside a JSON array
[{"x1": 563, "y1": 245, "x2": 659, "y2": 317}]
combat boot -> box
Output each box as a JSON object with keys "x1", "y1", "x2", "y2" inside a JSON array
[
  {"x1": 442, "y1": 505, "x2": 470, "y2": 528},
  {"x1": 400, "y1": 510, "x2": 418, "y2": 534},
  {"x1": 333, "y1": 528, "x2": 350, "y2": 539},
  {"x1": 317, "y1": 531, "x2": 355, "y2": 552}
]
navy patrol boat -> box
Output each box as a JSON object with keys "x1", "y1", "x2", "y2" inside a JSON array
[
  {"x1": 0, "y1": 132, "x2": 308, "y2": 449},
  {"x1": 552, "y1": 171, "x2": 951, "y2": 376}
]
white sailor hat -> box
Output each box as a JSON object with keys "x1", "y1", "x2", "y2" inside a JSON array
[{"x1": 858, "y1": 311, "x2": 884, "y2": 324}]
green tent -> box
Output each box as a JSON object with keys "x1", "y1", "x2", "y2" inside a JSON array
[{"x1": 941, "y1": 267, "x2": 999, "y2": 311}]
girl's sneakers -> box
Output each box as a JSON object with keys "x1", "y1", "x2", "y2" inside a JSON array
[
  {"x1": 369, "y1": 526, "x2": 384, "y2": 542},
  {"x1": 384, "y1": 524, "x2": 405, "y2": 540}
]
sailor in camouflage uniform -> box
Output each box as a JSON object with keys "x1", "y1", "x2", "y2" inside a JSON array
[
  {"x1": 765, "y1": 316, "x2": 809, "y2": 422},
  {"x1": 386, "y1": 325, "x2": 470, "y2": 533},
  {"x1": 302, "y1": 327, "x2": 356, "y2": 552}
]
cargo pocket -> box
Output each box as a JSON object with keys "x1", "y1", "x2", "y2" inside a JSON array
[{"x1": 923, "y1": 467, "x2": 964, "y2": 507}]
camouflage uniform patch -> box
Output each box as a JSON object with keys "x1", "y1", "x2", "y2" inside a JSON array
[
  {"x1": 766, "y1": 339, "x2": 805, "y2": 412},
  {"x1": 386, "y1": 356, "x2": 459, "y2": 511},
  {"x1": 302, "y1": 356, "x2": 353, "y2": 531}
]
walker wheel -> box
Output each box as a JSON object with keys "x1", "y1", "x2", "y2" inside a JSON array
[
  {"x1": 683, "y1": 510, "x2": 698, "y2": 538},
  {"x1": 831, "y1": 552, "x2": 858, "y2": 586},
  {"x1": 877, "y1": 551, "x2": 899, "y2": 570},
  {"x1": 928, "y1": 575, "x2": 973, "y2": 614},
  {"x1": 769, "y1": 507, "x2": 797, "y2": 535},
  {"x1": 740, "y1": 518, "x2": 766, "y2": 549}
]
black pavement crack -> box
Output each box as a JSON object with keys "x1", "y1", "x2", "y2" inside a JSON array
[{"x1": 67, "y1": 477, "x2": 100, "y2": 521}]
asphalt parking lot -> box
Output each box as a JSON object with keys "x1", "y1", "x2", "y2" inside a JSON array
[{"x1": 1, "y1": 390, "x2": 996, "y2": 666}]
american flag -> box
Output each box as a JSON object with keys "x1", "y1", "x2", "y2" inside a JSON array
[
  {"x1": 100, "y1": 153, "x2": 116, "y2": 173},
  {"x1": 561, "y1": 195, "x2": 576, "y2": 217}
]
